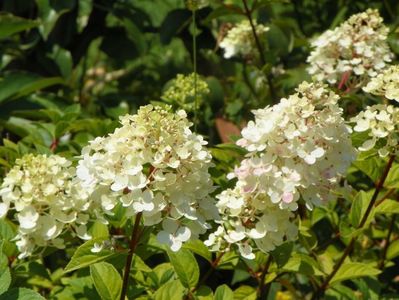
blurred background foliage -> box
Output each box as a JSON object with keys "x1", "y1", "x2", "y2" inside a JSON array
[{"x1": 1, "y1": 0, "x2": 399, "y2": 299}]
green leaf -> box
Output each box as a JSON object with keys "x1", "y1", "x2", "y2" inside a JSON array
[
  {"x1": 375, "y1": 200, "x2": 399, "y2": 215},
  {"x1": 0, "y1": 288, "x2": 45, "y2": 300},
  {"x1": 233, "y1": 285, "x2": 256, "y2": 300},
  {"x1": 153, "y1": 280, "x2": 185, "y2": 300},
  {"x1": 64, "y1": 238, "x2": 117, "y2": 273},
  {"x1": 0, "y1": 219, "x2": 17, "y2": 240},
  {"x1": 271, "y1": 242, "x2": 293, "y2": 268},
  {"x1": 349, "y1": 191, "x2": 370, "y2": 228},
  {"x1": 353, "y1": 157, "x2": 383, "y2": 183},
  {"x1": 90, "y1": 262, "x2": 122, "y2": 300},
  {"x1": 167, "y1": 248, "x2": 199, "y2": 289},
  {"x1": 35, "y1": 0, "x2": 74, "y2": 39},
  {"x1": 195, "y1": 286, "x2": 213, "y2": 300},
  {"x1": 384, "y1": 163, "x2": 399, "y2": 189},
  {"x1": 182, "y1": 240, "x2": 212, "y2": 263},
  {"x1": 214, "y1": 285, "x2": 233, "y2": 300},
  {"x1": 49, "y1": 45, "x2": 73, "y2": 79},
  {"x1": 282, "y1": 253, "x2": 323, "y2": 276},
  {"x1": 0, "y1": 13, "x2": 39, "y2": 39},
  {"x1": 0, "y1": 267, "x2": 11, "y2": 294},
  {"x1": 160, "y1": 9, "x2": 191, "y2": 45},
  {"x1": 0, "y1": 72, "x2": 64, "y2": 105},
  {"x1": 330, "y1": 262, "x2": 381, "y2": 285},
  {"x1": 387, "y1": 239, "x2": 399, "y2": 260}
]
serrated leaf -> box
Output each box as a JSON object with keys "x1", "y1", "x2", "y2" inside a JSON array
[
  {"x1": 64, "y1": 238, "x2": 117, "y2": 273},
  {"x1": 167, "y1": 248, "x2": 199, "y2": 289},
  {"x1": 90, "y1": 262, "x2": 122, "y2": 300},
  {"x1": 330, "y1": 262, "x2": 381, "y2": 285},
  {"x1": 214, "y1": 285, "x2": 233, "y2": 300}
]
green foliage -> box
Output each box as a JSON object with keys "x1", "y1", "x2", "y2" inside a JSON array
[
  {"x1": 330, "y1": 263, "x2": 381, "y2": 286},
  {"x1": 64, "y1": 238, "x2": 118, "y2": 273},
  {"x1": 167, "y1": 248, "x2": 199, "y2": 289},
  {"x1": 1, "y1": 0, "x2": 399, "y2": 299},
  {"x1": 90, "y1": 262, "x2": 122, "y2": 300}
]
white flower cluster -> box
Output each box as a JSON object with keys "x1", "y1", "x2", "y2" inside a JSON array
[
  {"x1": 220, "y1": 20, "x2": 269, "y2": 59},
  {"x1": 205, "y1": 187, "x2": 297, "y2": 259},
  {"x1": 351, "y1": 104, "x2": 399, "y2": 157},
  {"x1": 77, "y1": 105, "x2": 218, "y2": 251},
  {"x1": 0, "y1": 154, "x2": 93, "y2": 258},
  {"x1": 363, "y1": 65, "x2": 399, "y2": 102},
  {"x1": 307, "y1": 9, "x2": 393, "y2": 85},
  {"x1": 162, "y1": 73, "x2": 210, "y2": 112},
  {"x1": 206, "y1": 82, "x2": 356, "y2": 258}
]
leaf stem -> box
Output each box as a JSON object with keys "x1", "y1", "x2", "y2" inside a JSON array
[
  {"x1": 311, "y1": 155, "x2": 395, "y2": 299},
  {"x1": 120, "y1": 212, "x2": 143, "y2": 300}
]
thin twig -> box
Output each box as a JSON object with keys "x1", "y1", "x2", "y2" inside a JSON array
[
  {"x1": 185, "y1": 252, "x2": 225, "y2": 299},
  {"x1": 120, "y1": 212, "x2": 143, "y2": 300},
  {"x1": 257, "y1": 255, "x2": 273, "y2": 299},
  {"x1": 312, "y1": 155, "x2": 395, "y2": 299},
  {"x1": 192, "y1": 9, "x2": 199, "y2": 130},
  {"x1": 241, "y1": 0, "x2": 277, "y2": 103},
  {"x1": 379, "y1": 214, "x2": 396, "y2": 269}
]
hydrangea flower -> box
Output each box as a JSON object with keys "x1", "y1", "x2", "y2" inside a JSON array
[
  {"x1": 220, "y1": 20, "x2": 269, "y2": 59},
  {"x1": 161, "y1": 73, "x2": 210, "y2": 112},
  {"x1": 351, "y1": 104, "x2": 399, "y2": 157},
  {"x1": 363, "y1": 65, "x2": 399, "y2": 102},
  {"x1": 204, "y1": 187, "x2": 297, "y2": 259},
  {"x1": 77, "y1": 105, "x2": 218, "y2": 251},
  {"x1": 236, "y1": 82, "x2": 356, "y2": 210},
  {"x1": 0, "y1": 154, "x2": 93, "y2": 258},
  {"x1": 206, "y1": 82, "x2": 356, "y2": 258},
  {"x1": 307, "y1": 9, "x2": 393, "y2": 85}
]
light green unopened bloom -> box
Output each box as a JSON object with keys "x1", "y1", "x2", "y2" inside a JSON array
[{"x1": 162, "y1": 73, "x2": 210, "y2": 112}]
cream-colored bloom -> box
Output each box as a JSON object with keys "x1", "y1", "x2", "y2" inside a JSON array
[
  {"x1": 205, "y1": 187, "x2": 298, "y2": 258},
  {"x1": 77, "y1": 105, "x2": 218, "y2": 251},
  {"x1": 220, "y1": 20, "x2": 269, "y2": 59},
  {"x1": 363, "y1": 65, "x2": 399, "y2": 102},
  {"x1": 0, "y1": 154, "x2": 93, "y2": 258},
  {"x1": 236, "y1": 82, "x2": 356, "y2": 210},
  {"x1": 351, "y1": 104, "x2": 399, "y2": 157},
  {"x1": 206, "y1": 82, "x2": 355, "y2": 258},
  {"x1": 307, "y1": 9, "x2": 393, "y2": 85}
]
